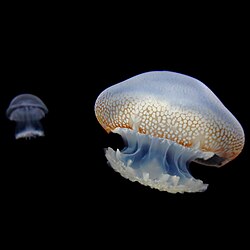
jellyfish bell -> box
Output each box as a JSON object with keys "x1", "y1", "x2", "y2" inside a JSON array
[
  {"x1": 6, "y1": 94, "x2": 48, "y2": 139},
  {"x1": 94, "y1": 71, "x2": 245, "y2": 193}
]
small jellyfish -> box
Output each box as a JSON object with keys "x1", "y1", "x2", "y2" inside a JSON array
[
  {"x1": 6, "y1": 94, "x2": 48, "y2": 139},
  {"x1": 94, "y1": 71, "x2": 245, "y2": 193}
]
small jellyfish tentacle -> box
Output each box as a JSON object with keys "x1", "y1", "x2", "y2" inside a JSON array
[
  {"x1": 169, "y1": 143, "x2": 192, "y2": 179},
  {"x1": 118, "y1": 128, "x2": 137, "y2": 154},
  {"x1": 118, "y1": 128, "x2": 150, "y2": 170},
  {"x1": 176, "y1": 146, "x2": 202, "y2": 177}
]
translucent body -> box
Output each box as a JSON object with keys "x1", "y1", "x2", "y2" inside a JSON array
[
  {"x1": 95, "y1": 71, "x2": 245, "y2": 193},
  {"x1": 6, "y1": 94, "x2": 48, "y2": 139}
]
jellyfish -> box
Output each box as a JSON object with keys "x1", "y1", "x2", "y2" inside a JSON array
[
  {"x1": 94, "y1": 71, "x2": 245, "y2": 193},
  {"x1": 6, "y1": 94, "x2": 48, "y2": 139}
]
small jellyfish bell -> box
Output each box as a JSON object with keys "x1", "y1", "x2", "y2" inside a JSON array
[
  {"x1": 94, "y1": 71, "x2": 245, "y2": 193},
  {"x1": 6, "y1": 93, "x2": 48, "y2": 139}
]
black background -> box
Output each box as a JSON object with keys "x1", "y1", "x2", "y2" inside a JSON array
[{"x1": 1, "y1": 3, "x2": 249, "y2": 247}]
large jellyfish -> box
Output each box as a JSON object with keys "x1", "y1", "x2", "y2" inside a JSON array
[
  {"x1": 94, "y1": 71, "x2": 245, "y2": 193},
  {"x1": 6, "y1": 94, "x2": 48, "y2": 139}
]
